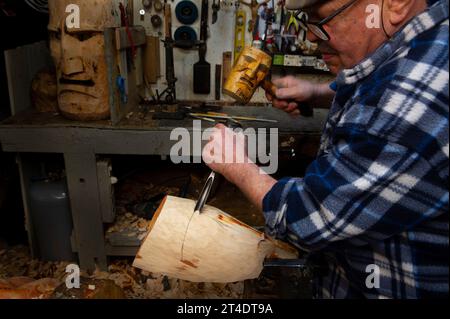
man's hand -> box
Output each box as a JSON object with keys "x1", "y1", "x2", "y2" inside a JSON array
[
  {"x1": 202, "y1": 124, "x2": 250, "y2": 182},
  {"x1": 266, "y1": 76, "x2": 336, "y2": 114},
  {"x1": 202, "y1": 124, "x2": 277, "y2": 211},
  {"x1": 266, "y1": 76, "x2": 316, "y2": 115}
]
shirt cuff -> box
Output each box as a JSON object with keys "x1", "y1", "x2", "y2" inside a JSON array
[
  {"x1": 262, "y1": 178, "x2": 293, "y2": 239},
  {"x1": 329, "y1": 81, "x2": 338, "y2": 92}
]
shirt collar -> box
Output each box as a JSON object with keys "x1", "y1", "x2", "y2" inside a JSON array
[{"x1": 335, "y1": 0, "x2": 449, "y2": 87}]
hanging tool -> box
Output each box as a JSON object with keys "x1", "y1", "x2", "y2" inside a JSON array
[
  {"x1": 212, "y1": 0, "x2": 220, "y2": 24},
  {"x1": 259, "y1": 1, "x2": 273, "y2": 50},
  {"x1": 278, "y1": 2, "x2": 287, "y2": 52},
  {"x1": 174, "y1": 26, "x2": 198, "y2": 42},
  {"x1": 234, "y1": 9, "x2": 246, "y2": 62},
  {"x1": 128, "y1": 0, "x2": 135, "y2": 25},
  {"x1": 144, "y1": 35, "x2": 161, "y2": 84},
  {"x1": 193, "y1": 0, "x2": 211, "y2": 94},
  {"x1": 154, "y1": 0, "x2": 163, "y2": 12},
  {"x1": 117, "y1": 76, "x2": 128, "y2": 103},
  {"x1": 160, "y1": 1, "x2": 177, "y2": 104},
  {"x1": 239, "y1": 0, "x2": 267, "y2": 33},
  {"x1": 175, "y1": 0, "x2": 199, "y2": 25},
  {"x1": 151, "y1": 14, "x2": 162, "y2": 28},
  {"x1": 139, "y1": 9, "x2": 146, "y2": 21},
  {"x1": 295, "y1": 10, "x2": 309, "y2": 42},
  {"x1": 222, "y1": 51, "x2": 232, "y2": 93},
  {"x1": 215, "y1": 64, "x2": 222, "y2": 100},
  {"x1": 119, "y1": 2, "x2": 137, "y2": 60},
  {"x1": 116, "y1": 2, "x2": 134, "y2": 104},
  {"x1": 142, "y1": 0, "x2": 152, "y2": 11},
  {"x1": 285, "y1": 10, "x2": 299, "y2": 40}
]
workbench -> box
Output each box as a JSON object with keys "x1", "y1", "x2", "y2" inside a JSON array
[{"x1": 0, "y1": 105, "x2": 328, "y2": 271}]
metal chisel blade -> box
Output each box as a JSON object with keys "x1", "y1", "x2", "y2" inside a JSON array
[{"x1": 194, "y1": 171, "x2": 216, "y2": 214}]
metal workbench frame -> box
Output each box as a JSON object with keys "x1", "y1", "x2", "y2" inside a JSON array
[{"x1": 0, "y1": 106, "x2": 328, "y2": 271}]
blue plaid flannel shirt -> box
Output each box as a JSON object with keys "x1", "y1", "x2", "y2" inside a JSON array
[{"x1": 263, "y1": 0, "x2": 449, "y2": 299}]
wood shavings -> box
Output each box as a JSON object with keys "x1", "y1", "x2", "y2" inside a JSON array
[
  {"x1": 105, "y1": 212, "x2": 150, "y2": 247},
  {"x1": 0, "y1": 245, "x2": 245, "y2": 299},
  {"x1": 106, "y1": 213, "x2": 150, "y2": 237},
  {"x1": 0, "y1": 277, "x2": 61, "y2": 299},
  {"x1": 92, "y1": 259, "x2": 245, "y2": 299},
  {"x1": 0, "y1": 246, "x2": 70, "y2": 281}
]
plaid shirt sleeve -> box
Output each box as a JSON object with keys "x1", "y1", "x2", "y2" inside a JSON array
[
  {"x1": 262, "y1": 1, "x2": 449, "y2": 257},
  {"x1": 263, "y1": 0, "x2": 448, "y2": 298},
  {"x1": 263, "y1": 127, "x2": 448, "y2": 251}
]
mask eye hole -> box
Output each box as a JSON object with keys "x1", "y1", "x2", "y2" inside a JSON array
[
  {"x1": 244, "y1": 55, "x2": 257, "y2": 63},
  {"x1": 258, "y1": 64, "x2": 269, "y2": 73},
  {"x1": 71, "y1": 32, "x2": 95, "y2": 42},
  {"x1": 49, "y1": 31, "x2": 62, "y2": 41}
]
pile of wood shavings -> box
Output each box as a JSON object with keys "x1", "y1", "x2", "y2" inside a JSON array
[
  {"x1": 0, "y1": 246, "x2": 244, "y2": 299},
  {"x1": 0, "y1": 246, "x2": 70, "y2": 281},
  {"x1": 106, "y1": 212, "x2": 150, "y2": 241},
  {"x1": 94, "y1": 260, "x2": 244, "y2": 299}
]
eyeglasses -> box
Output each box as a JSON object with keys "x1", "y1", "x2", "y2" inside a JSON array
[{"x1": 303, "y1": 0, "x2": 359, "y2": 41}]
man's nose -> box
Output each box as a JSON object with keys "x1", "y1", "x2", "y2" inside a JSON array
[{"x1": 61, "y1": 56, "x2": 84, "y2": 76}]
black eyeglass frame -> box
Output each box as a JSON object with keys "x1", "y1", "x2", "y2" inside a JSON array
[{"x1": 303, "y1": 0, "x2": 360, "y2": 41}]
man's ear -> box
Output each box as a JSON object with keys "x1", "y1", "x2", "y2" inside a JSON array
[{"x1": 384, "y1": 0, "x2": 416, "y2": 25}]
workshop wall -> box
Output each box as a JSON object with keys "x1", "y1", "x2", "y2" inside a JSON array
[
  {"x1": 132, "y1": 0, "x2": 334, "y2": 104},
  {"x1": 133, "y1": 0, "x2": 261, "y2": 102}
]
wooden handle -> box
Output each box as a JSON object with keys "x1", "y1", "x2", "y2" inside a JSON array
[
  {"x1": 164, "y1": 4, "x2": 171, "y2": 38},
  {"x1": 261, "y1": 79, "x2": 277, "y2": 97}
]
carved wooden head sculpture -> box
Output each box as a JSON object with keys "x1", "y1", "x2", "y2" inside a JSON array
[
  {"x1": 223, "y1": 46, "x2": 272, "y2": 104},
  {"x1": 48, "y1": 0, "x2": 120, "y2": 120}
]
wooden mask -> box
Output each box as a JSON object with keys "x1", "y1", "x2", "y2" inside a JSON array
[
  {"x1": 48, "y1": 0, "x2": 120, "y2": 120},
  {"x1": 223, "y1": 46, "x2": 272, "y2": 104}
]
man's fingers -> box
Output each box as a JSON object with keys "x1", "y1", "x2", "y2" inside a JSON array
[
  {"x1": 276, "y1": 87, "x2": 303, "y2": 100},
  {"x1": 272, "y1": 76, "x2": 295, "y2": 88},
  {"x1": 285, "y1": 102, "x2": 298, "y2": 113},
  {"x1": 272, "y1": 99, "x2": 289, "y2": 110}
]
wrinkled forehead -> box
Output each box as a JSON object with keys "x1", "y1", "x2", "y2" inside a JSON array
[{"x1": 48, "y1": 0, "x2": 121, "y2": 32}]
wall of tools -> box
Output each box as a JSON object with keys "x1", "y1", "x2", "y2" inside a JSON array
[{"x1": 132, "y1": 0, "x2": 331, "y2": 103}]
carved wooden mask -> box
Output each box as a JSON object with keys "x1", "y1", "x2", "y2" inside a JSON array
[
  {"x1": 48, "y1": 0, "x2": 120, "y2": 120},
  {"x1": 223, "y1": 46, "x2": 272, "y2": 104}
]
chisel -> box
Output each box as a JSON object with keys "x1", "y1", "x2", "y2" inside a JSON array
[{"x1": 193, "y1": 0, "x2": 211, "y2": 94}]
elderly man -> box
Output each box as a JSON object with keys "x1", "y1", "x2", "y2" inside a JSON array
[{"x1": 203, "y1": 0, "x2": 449, "y2": 298}]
